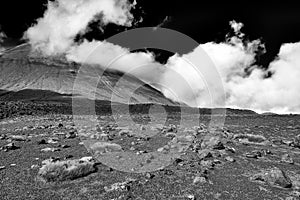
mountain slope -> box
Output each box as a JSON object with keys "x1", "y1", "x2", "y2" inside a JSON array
[{"x1": 0, "y1": 44, "x2": 176, "y2": 105}]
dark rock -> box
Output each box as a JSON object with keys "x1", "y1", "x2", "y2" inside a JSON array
[
  {"x1": 173, "y1": 158, "x2": 184, "y2": 165},
  {"x1": 145, "y1": 172, "x2": 155, "y2": 179},
  {"x1": 282, "y1": 140, "x2": 294, "y2": 146},
  {"x1": 245, "y1": 150, "x2": 262, "y2": 159},
  {"x1": 0, "y1": 134, "x2": 7, "y2": 140},
  {"x1": 262, "y1": 149, "x2": 272, "y2": 155},
  {"x1": 162, "y1": 125, "x2": 177, "y2": 133},
  {"x1": 213, "y1": 159, "x2": 222, "y2": 165},
  {"x1": 65, "y1": 130, "x2": 76, "y2": 139},
  {"x1": 65, "y1": 155, "x2": 73, "y2": 159},
  {"x1": 198, "y1": 149, "x2": 213, "y2": 160},
  {"x1": 37, "y1": 139, "x2": 47, "y2": 145},
  {"x1": 60, "y1": 144, "x2": 70, "y2": 148},
  {"x1": 2, "y1": 143, "x2": 19, "y2": 151}
]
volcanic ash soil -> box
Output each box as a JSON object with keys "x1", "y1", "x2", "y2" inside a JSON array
[{"x1": 1, "y1": 114, "x2": 300, "y2": 199}]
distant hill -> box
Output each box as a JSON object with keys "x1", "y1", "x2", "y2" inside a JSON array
[
  {"x1": 0, "y1": 44, "x2": 258, "y2": 117},
  {"x1": 0, "y1": 44, "x2": 176, "y2": 105}
]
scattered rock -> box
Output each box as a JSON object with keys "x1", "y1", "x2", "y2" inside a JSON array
[
  {"x1": 288, "y1": 173, "x2": 300, "y2": 190},
  {"x1": 145, "y1": 172, "x2": 155, "y2": 179},
  {"x1": 47, "y1": 138, "x2": 59, "y2": 144},
  {"x1": 65, "y1": 130, "x2": 76, "y2": 139},
  {"x1": 193, "y1": 176, "x2": 207, "y2": 184},
  {"x1": 234, "y1": 134, "x2": 269, "y2": 145},
  {"x1": 162, "y1": 125, "x2": 177, "y2": 133},
  {"x1": 58, "y1": 144, "x2": 70, "y2": 148},
  {"x1": 251, "y1": 167, "x2": 292, "y2": 188},
  {"x1": 225, "y1": 146, "x2": 236, "y2": 153},
  {"x1": 64, "y1": 155, "x2": 73, "y2": 159},
  {"x1": 292, "y1": 135, "x2": 300, "y2": 148},
  {"x1": 186, "y1": 194, "x2": 195, "y2": 200},
  {"x1": 201, "y1": 135, "x2": 225, "y2": 150},
  {"x1": 225, "y1": 156, "x2": 235, "y2": 162},
  {"x1": 0, "y1": 134, "x2": 6, "y2": 140},
  {"x1": 41, "y1": 147, "x2": 60, "y2": 152},
  {"x1": 271, "y1": 138, "x2": 283, "y2": 145},
  {"x1": 118, "y1": 129, "x2": 131, "y2": 137},
  {"x1": 130, "y1": 146, "x2": 136, "y2": 151},
  {"x1": 104, "y1": 178, "x2": 136, "y2": 192},
  {"x1": 200, "y1": 160, "x2": 215, "y2": 169},
  {"x1": 198, "y1": 149, "x2": 213, "y2": 160},
  {"x1": 2, "y1": 143, "x2": 19, "y2": 151},
  {"x1": 165, "y1": 132, "x2": 177, "y2": 138},
  {"x1": 282, "y1": 140, "x2": 294, "y2": 146},
  {"x1": 173, "y1": 158, "x2": 184, "y2": 165},
  {"x1": 31, "y1": 164, "x2": 39, "y2": 169},
  {"x1": 88, "y1": 141, "x2": 123, "y2": 154},
  {"x1": 290, "y1": 190, "x2": 300, "y2": 198},
  {"x1": 10, "y1": 135, "x2": 27, "y2": 141},
  {"x1": 281, "y1": 154, "x2": 294, "y2": 164},
  {"x1": 245, "y1": 150, "x2": 262, "y2": 159},
  {"x1": 37, "y1": 139, "x2": 47, "y2": 145},
  {"x1": 286, "y1": 196, "x2": 298, "y2": 200},
  {"x1": 262, "y1": 149, "x2": 272, "y2": 155}
]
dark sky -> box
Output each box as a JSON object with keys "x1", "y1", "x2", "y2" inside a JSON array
[{"x1": 1, "y1": 0, "x2": 300, "y2": 66}]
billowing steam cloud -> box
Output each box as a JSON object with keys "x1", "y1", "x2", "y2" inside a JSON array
[
  {"x1": 224, "y1": 42, "x2": 300, "y2": 114},
  {"x1": 24, "y1": 0, "x2": 135, "y2": 55},
  {"x1": 24, "y1": 0, "x2": 300, "y2": 113},
  {"x1": 0, "y1": 29, "x2": 7, "y2": 54},
  {"x1": 198, "y1": 21, "x2": 300, "y2": 113}
]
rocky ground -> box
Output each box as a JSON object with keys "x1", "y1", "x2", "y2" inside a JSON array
[{"x1": 1, "y1": 103, "x2": 300, "y2": 199}]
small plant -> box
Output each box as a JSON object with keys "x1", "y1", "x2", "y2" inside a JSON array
[{"x1": 38, "y1": 157, "x2": 96, "y2": 182}]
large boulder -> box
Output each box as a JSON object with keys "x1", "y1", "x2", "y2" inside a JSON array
[{"x1": 251, "y1": 167, "x2": 292, "y2": 188}]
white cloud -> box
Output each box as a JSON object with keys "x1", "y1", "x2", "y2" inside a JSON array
[
  {"x1": 24, "y1": 0, "x2": 134, "y2": 55},
  {"x1": 24, "y1": 2, "x2": 300, "y2": 114},
  {"x1": 0, "y1": 29, "x2": 7, "y2": 54}
]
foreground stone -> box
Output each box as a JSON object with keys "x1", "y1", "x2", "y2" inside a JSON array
[
  {"x1": 251, "y1": 167, "x2": 292, "y2": 188},
  {"x1": 37, "y1": 157, "x2": 97, "y2": 182}
]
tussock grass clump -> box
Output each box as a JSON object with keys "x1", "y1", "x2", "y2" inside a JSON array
[{"x1": 38, "y1": 157, "x2": 96, "y2": 182}]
